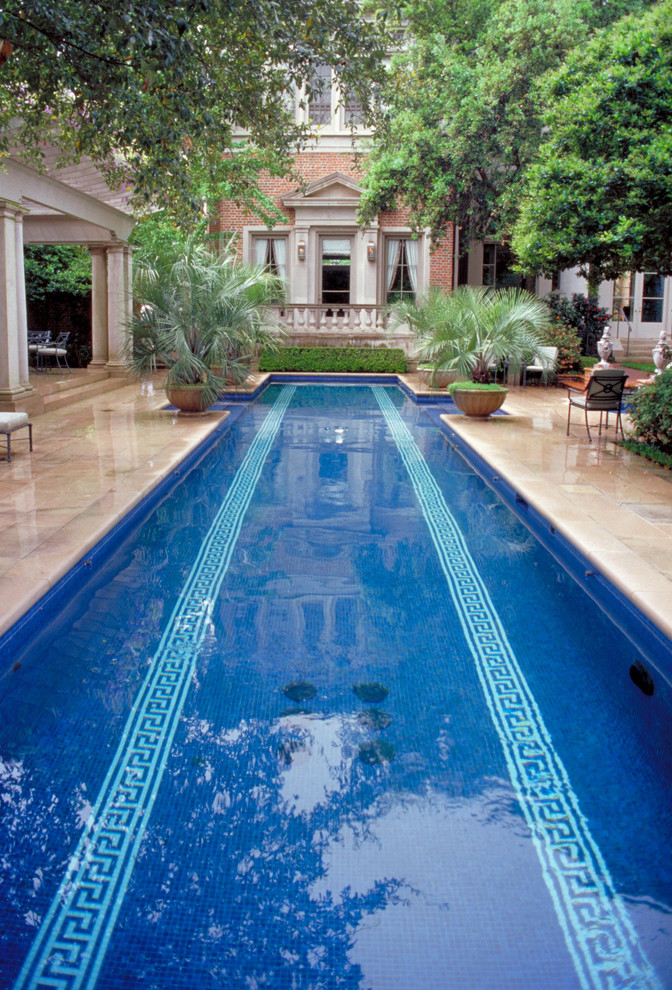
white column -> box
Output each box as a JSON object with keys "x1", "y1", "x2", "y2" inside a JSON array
[
  {"x1": 359, "y1": 227, "x2": 379, "y2": 306},
  {"x1": 89, "y1": 246, "x2": 109, "y2": 367},
  {"x1": 14, "y1": 209, "x2": 30, "y2": 387},
  {"x1": 123, "y1": 244, "x2": 133, "y2": 327},
  {"x1": 293, "y1": 227, "x2": 310, "y2": 305},
  {"x1": 106, "y1": 244, "x2": 130, "y2": 374},
  {"x1": 0, "y1": 200, "x2": 23, "y2": 404}
]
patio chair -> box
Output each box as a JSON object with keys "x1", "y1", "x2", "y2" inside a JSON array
[
  {"x1": 28, "y1": 331, "x2": 51, "y2": 369},
  {"x1": 0, "y1": 412, "x2": 33, "y2": 461},
  {"x1": 36, "y1": 332, "x2": 71, "y2": 373},
  {"x1": 566, "y1": 369, "x2": 628, "y2": 442},
  {"x1": 523, "y1": 346, "x2": 558, "y2": 387}
]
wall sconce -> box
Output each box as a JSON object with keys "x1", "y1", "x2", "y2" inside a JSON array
[
  {"x1": 367, "y1": 242, "x2": 376, "y2": 262},
  {"x1": 297, "y1": 239, "x2": 306, "y2": 261}
]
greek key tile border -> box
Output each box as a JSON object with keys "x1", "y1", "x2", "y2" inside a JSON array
[
  {"x1": 373, "y1": 386, "x2": 661, "y2": 990},
  {"x1": 14, "y1": 386, "x2": 296, "y2": 990}
]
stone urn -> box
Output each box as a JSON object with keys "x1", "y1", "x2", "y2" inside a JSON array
[
  {"x1": 653, "y1": 330, "x2": 672, "y2": 375},
  {"x1": 450, "y1": 386, "x2": 508, "y2": 418},
  {"x1": 596, "y1": 326, "x2": 613, "y2": 368},
  {"x1": 417, "y1": 365, "x2": 459, "y2": 388}
]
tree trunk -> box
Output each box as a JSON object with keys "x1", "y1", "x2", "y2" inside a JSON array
[{"x1": 586, "y1": 264, "x2": 601, "y2": 301}]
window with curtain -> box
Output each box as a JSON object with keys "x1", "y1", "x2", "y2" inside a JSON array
[
  {"x1": 386, "y1": 238, "x2": 418, "y2": 303},
  {"x1": 253, "y1": 237, "x2": 287, "y2": 300}
]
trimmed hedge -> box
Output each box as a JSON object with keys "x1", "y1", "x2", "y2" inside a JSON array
[{"x1": 258, "y1": 346, "x2": 408, "y2": 374}]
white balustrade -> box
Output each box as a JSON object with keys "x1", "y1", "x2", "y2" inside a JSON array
[{"x1": 273, "y1": 305, "x2": 388, "y2": 336}]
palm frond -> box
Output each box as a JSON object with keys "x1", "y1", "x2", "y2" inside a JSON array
[{"x1": 125, "y1": 236, "x2": 284, "y2": 397}]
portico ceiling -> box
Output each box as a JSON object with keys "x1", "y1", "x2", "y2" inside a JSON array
[{"x1": 1, "y1": 153, "x2": 135, "y2": 245}]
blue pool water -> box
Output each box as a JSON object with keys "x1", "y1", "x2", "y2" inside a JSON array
[{"x1": 1, "y1": 383, "x2": 672, "y2": 990}]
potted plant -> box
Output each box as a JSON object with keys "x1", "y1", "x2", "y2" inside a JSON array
[
  {"x1": 390, "y1": 285, "x2": 553, "y2": 416},
  {"x1": 125, "y1": 239, "x2": 283, "y2": 412}
]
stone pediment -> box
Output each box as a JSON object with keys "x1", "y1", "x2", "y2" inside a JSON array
[{"x1": 282, "y1": 172, "x2": 361, "y2": 209}]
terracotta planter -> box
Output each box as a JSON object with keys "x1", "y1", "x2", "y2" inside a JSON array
[
  {"x1": 166, "y1": 385, "x2": 213, "y2": 413},
  {"x1": 450, "y1": 387, "x2": 508, "y2": 418}
]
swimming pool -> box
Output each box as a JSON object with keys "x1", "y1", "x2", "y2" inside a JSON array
[{"x1": 1, "y1": 383, "x2": 671, "y2": 989}]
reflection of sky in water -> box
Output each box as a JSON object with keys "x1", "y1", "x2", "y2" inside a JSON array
[
  {"x1": 267, "y1": 712, "x2": 582, "y2": 988},
  {"x1": 313, "y1": 789, "x2": 579, "y2": 990},
  {"x1": 273, "y1": 713, "x2": 356, "y2": 816}
]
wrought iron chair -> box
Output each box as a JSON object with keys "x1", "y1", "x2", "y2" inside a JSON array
[
  {"x1": 28, "y1": 331, "x2": 51, "y2": 369},
  {"x1": 36, "y1": 332, "x2": 71, "y2": 373},
  {"x1": 566, "y1": 369, "x2": 628, "y2": 442}
]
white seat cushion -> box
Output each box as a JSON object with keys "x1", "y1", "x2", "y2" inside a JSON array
[{"x1": 0, "y1": 412, "x2": 29, "y2": 431}]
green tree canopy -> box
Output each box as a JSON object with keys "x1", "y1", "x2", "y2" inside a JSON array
[
  {"x1": 23, "y1": 245, "x2": 92, "y2": 301},
  {"x1": 358, "y1": 0, "x2": 653, "y2": 246},
  {"x1": 511, "y1": 0, "x2": 672, "y2": 290},
  {"x1": 0, "y1": 0, "x2": 387, "y2": 223}
]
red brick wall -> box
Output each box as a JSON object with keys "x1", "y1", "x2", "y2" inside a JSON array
[{"x1": 429, "y1": 232, "x2": 455, "y2": 292}]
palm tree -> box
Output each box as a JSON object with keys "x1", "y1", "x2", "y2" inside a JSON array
[
  {"x1": 126, "y1": 238, "x2": 283, "y2": 409},
  {"x1": 389, "y1": 285, "x2": 553, "y2": 384}
]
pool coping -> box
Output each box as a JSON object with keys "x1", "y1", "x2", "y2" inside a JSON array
[{"x1": 426, "y1": 408, "x2": 672, "y2": 677}]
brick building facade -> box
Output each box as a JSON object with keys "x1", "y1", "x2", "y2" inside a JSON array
[
  {"x1": 211, "y1": 143, "x2": 455, "y2": 355},
  {"x1": 212, "y1": 83, "x2": 669, "y2": 360}
]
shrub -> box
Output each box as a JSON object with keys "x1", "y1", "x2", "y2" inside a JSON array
[
  {"x1": 545, "y1": 292, "x2": 611, "y2": 356},
  {"x1": 258, "y1": 346, "x2": 408, "y2": 374},
  {"x1": 627, "y1": 368, "x2": 672, "y2": 455},
  {"x1": 540, "y1": 314, "x2": 583, "y2": 373},
  {"x1": 581, "y1": 356, "x2": 598, "y2": 369},
  {"x1": 620, "y1": 438, "x2": 672, "y2": 471}
]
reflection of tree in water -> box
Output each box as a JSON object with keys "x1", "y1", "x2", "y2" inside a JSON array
[
  {"x1": 449, "y1": 476, "x2": 535, "y2": 565},
  {"x1": 350, "y1": 538, "x2": 510, "y2": 799},
  {"x1": 113, "y1": 712, "x2": 406, "y2": 989}
]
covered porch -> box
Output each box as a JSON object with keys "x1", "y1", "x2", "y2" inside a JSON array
[{"x1": 0, "y1": 154, "x2": 135, "y2": 414}]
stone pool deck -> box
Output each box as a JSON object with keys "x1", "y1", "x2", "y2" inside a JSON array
[{"x1": 1, "y1": 371, "x2": 671, "y2": 644}]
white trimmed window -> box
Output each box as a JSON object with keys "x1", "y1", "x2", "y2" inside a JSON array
[
  {"x1": 641, "y1": 272, "x2": 665, "y2": 323},
  {"x1": 253, "y1": 237, "x2": 287, "y2": 282},
  {"x1": 308, "y1": 65, "x2": 333, "y2": 125},
  {"x1": 482, "y1": 243, "x2": 518, "y2": 289}
]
